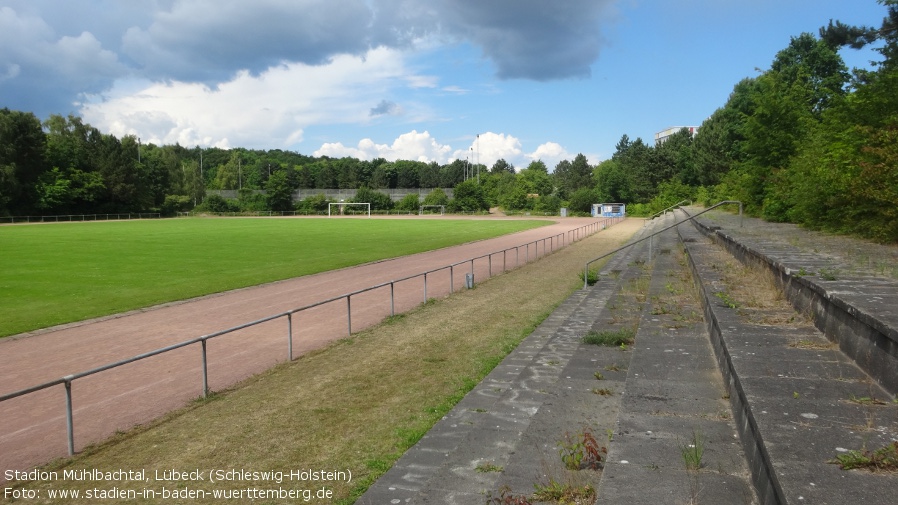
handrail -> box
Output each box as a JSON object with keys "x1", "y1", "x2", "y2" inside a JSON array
[
  {"x1": 647, "y1": 200, "x2": 692, "y2": 222},
  {"x1": 583, "y1": 201, "x2": 742, "y2": 289},
  {"x1": 1, "y1": 215, "x2": 623, "y2": 459}
]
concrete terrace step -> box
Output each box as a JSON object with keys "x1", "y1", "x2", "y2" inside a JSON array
[
  {"x1": 598, "y1": 218, "x2": 757, "y2": 505},
  {"x1": 357, "y1": 221, "x2": 657, "y2": 505},
  {"x1": 359, "y1": 210, "x2": 897, "y2": 505},
  {"x1": 684, "y1": 208, "x2": 898, "y2": 395},
  {"x1": 678, "y1": 213, "x2": 898, "y2": 505}
]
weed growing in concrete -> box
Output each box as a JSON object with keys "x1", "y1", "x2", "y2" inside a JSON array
[
  {"x1": 849, "y1": 395, "x2": 887, "y2": 406},
  {"x1": 558, "y1": 427, "x2": 607, "y2": 470},
  {"x1": 714, "y1": 291, "x2": 739, "y2": 309},
  {"x1": 680, "y1": 431, "x2": 705, "y2": 471},
  {"x1": 531, "y1": 480, "x2": 596, "y2": 504},
  {"x1": 485, "y1": 485, "x2": 533, "y2": 505},
  {"x1": 818, "y1": 267, "x2": 839, "y2": 281},
  {"x1": 579, "y1": 267, "x2": 600, "y2": 286},
  {"x1": 605, "y1": 363, "x2": 623, "y2": 372},
  {"x1": 593, "y1": 371, "x2": 604, "y2": 380},
  {"x1": 476, "y1": 461, "x2": 504, "y2": 473},
  {"x1": 789, "y1": 339, "x2": 834, "y2": 350},
  {"x1": 830, "y1": 441, "x2": 898, "y2": 471},
  {"x1": 581, "y1": 328, "x2": 635, "y2": 346},
  {"x1": 681, "y1": 430, "x2": 706, "y2": 504}
]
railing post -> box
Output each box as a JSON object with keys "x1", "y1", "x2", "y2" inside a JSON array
[
  {"x1": 201, "y1": 339, "x2": 209, "y2": 398},
  {"x1": 347, "y1": 296, "x2": 352, "y2": 335},
  {"x1": 287, "y1": 313, "x2": 293, "y2": 361},
  {"x1": 488, "y1": 254, "x2": 492, "y2": 277},
  {"x1": 450, "y1": 266, "x2": 454, "y2": 293},
  {"x1": 64, "y1": 377, "x2": 75, "y2": 456},
  {"x1": 390, "y1": 282, "x2": 395, "y2": 316},
  {"x1": 423, "y1": 273, "x2": 428, "y2": 302}
]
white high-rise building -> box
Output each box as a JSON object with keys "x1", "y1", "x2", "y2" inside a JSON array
[{"x1": 654, "y1": 126, "x2": 699, "y2": 145}]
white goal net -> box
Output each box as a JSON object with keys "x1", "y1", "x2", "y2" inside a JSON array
[
  {"x1": 419, "y1": 205, "x2": 446, "y2": 216},
  {"x1": 328, "y1": 202, "x2": 371, "y2": 217}
]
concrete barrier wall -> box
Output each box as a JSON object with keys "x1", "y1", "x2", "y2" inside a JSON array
[
  {"x1": 677, "y1": 222, "x2": 785, "y2": 505},
  {"x1": 207, "y1": 188, "x2": 454, "y2": 202},
  {"x1": 686, "y1": 214, "x2": 898, "y2": 396}
]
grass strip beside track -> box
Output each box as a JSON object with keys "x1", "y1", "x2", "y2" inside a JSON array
[
  {"x1": 0, "y1": 217, "x2": 548, "y2": 337},
  {"x1": 8, "y1": 218, "x2": 643, "y2": 505}
]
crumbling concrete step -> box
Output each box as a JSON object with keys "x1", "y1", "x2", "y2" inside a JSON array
[
  {"x1": 357, "y1": 227, "x2": 654, "y2": 505},
  {"x1": 685, "y1": 208, "x2": 898, "y2": 395},
  {"x1": 599, "y1": 218, "x2": 757, "y2": 505},
  {"x1": 679, "y1": 216, "x2": 898, "y2": 505}
]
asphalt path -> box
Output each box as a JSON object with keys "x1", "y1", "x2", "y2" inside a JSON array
[{"x1": 0, "y1": 215, "x2": 611, "y2": 475}]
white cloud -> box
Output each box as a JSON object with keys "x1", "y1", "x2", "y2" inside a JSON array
[
  {"x1": 527, "y1": 142, "x2": 572, "y2": 170},
  {"x1": 405, "y1": 75, "x2": 439, "y2": 88},
  {"x1": 452, "y1": 132, "x2": 523, "y2": 169},
  {"x1": 80, "y1": 47, "x2": 414, "y2": 149},
  {"x1": 316, "y1": 130, "x2": 588, "y2": 170},
  {"x1": 441, "y1": 85, "x2": 468, "y2": 94},
  {"x1": 315, "y1": 130, "x2": 451, "y2": 162}
]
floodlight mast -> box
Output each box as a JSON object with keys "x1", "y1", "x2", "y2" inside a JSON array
[{"x1": 476, "y1": 134, "x2": 480, "y2": 184}]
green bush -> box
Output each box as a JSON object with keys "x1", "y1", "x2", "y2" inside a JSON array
[
  {"x1": 449, "y1": 179, "x2": 488, "y2": 212},
  {"x1": 534, "y1": 194, "x2": 563, "y2": 214},
  {"x1": 422, "y1": 188, "x2": 449, "y2": 207},
  {"x1": 161, "y1": 194, "x2": 193, "y2": 215},
  {"x1": 238, "y1": 189, "x2": 267, "y2": 212},
  {"x1": 199, "y1": 194, "x2": 239, "y2": 213},
  {"x1": 566, "y1": 187, "x2": 597, "y2": 214},
  {"x1": 297, "y1": 193, "x2": 331, "y2": 213},
  {"x1": 352, "y1": 186, "x2": 393, "y2": 210},
  {"x1": 395, "y1": 193, "x2": 421, "y2": 212}
]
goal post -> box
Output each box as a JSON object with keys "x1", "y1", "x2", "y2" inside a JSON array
[
  {"x1": 419, "y1": 205, "x2": 446, "y2": 216},
  {"x1": 328, "y1": 202, "x2": 371, "y2": 217}
]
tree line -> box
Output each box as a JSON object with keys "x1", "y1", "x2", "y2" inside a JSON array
[
  {"x1": 0, "y1": 108, "x2": 598, "y2": 217},
  {"x1": 594, "y1": 0, "x2": 898, "y2": 243},
  {"x1": 2, "y1": 1, "x2": 895, "y2": 241}
]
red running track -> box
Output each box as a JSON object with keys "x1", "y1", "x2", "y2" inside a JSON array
[{"x1": 0, "y1": 216, "x2": 612, "y2": 475}]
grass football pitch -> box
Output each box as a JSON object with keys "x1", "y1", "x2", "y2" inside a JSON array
[{"x1": 0, "y1": 217, "x2": 549, "y2": 337}]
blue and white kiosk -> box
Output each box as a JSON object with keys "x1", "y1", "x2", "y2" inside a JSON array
[{"x1": 592, "y1": 203, "x2": 626, "y2": 218}]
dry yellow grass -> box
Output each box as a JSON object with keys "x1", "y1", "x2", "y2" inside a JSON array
[
  {"x1": 8, "y1": 219, "x2": 643, "y2": 505},
  {"x1": 707, "y1": 246, "x2": 813, "y2": 329}
]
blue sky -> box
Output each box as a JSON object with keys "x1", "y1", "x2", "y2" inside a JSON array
[{"x1": 0, "y1": 0, "x2": 888, "y2": 170}]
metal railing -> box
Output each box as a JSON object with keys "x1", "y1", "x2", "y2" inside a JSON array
[
  {"x1": 0, "y1": 213, "x2": 162, "y2": 224},
  {"x1": 0, "y1": 216, "x2": 623, "y2": 458},
  {"x1": 646, "y1": 200, "x2": 692, "y2": 222},
  {"x1": 583, "y1": 201, "x2": 742, "y2": 289}
]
